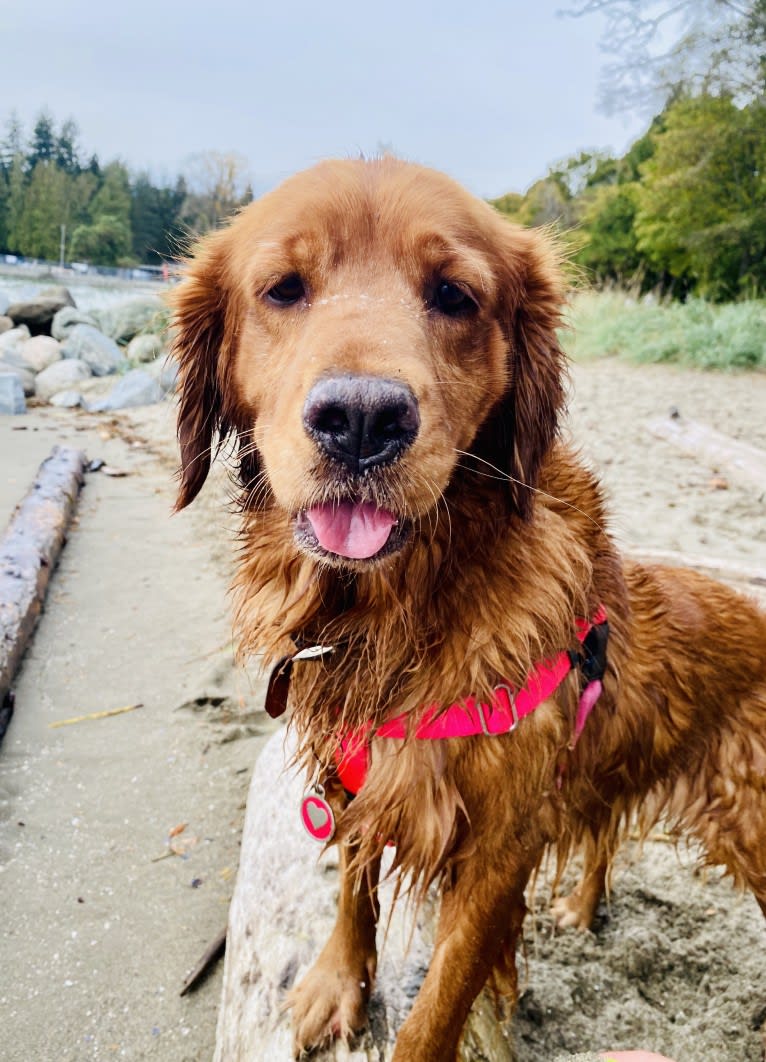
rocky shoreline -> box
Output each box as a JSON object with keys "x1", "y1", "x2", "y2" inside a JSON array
[{"x1": 0, "y1": 283, "x2": 176, "y2": 415}]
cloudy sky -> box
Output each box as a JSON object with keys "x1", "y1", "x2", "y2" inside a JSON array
[{"x1": 2, "y1": 0, "x2": 649, "y2": 198}]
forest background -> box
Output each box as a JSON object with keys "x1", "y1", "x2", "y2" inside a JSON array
[{"x1": 1, "y1": 0, "x2": 765, "y2": 307}]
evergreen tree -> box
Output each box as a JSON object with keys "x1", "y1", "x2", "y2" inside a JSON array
[
  {"x1": 12, "y1": 161, "x2": 69, "y2": 259},
  {"x1": 5, "y1": 154, "x2": 28, "y2": 254},
  {"x1": 55, "y1": 119, "x2": 82, "y2": 174},
  {"x1": 130, "y1": 173, "x2": 187, "y2": 262},
  {"x1": 28, "y1": 111, "x2": 57, "y2": 167}
]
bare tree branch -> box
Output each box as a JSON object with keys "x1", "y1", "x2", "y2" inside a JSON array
[{"x1": 559, "y1": 0, "x2": 765, "y2": 114}]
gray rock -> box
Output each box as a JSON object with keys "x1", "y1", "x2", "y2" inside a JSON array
[
  {"x1": 35, "y1": 359, "x2": 92, "y2": 402},
  {"x1": 159, "y1": 358, "x2": 179, "y2": 394},
  {"x1": 126, "y1": 332, "x2": 164, "y2": 363},
  {"x1": 61, "y1": 324, "x2": 125, "y2": 376},
  {"x1": 0, "y1": 364, "x2": 36, "y2": 397},
  {"x1": 0, "y1": 374, "x2": 26, "y2": 414},
  {"x1": 19, "y1": 335, "x2": 62, "y2": 373},
  {"x1": 0, "y1": 315, "x2": 13, "y2": 335},
  {"x1": 40, "y1": 284, "x2": 76, "y2": 306},
  {"x1": 93, "y1": 296, "x2": 165, "y2": 344},
  {"x1": 0, "y1": 291, "x2": 9, "y2": 316},
  {"x1": 144, "y1": 354, "x2": 179, "y2": 394},
  {"x1": 49, "y1": 390, "x2": 84, "y2": 408},
  {"x1": 6, "y1": 286, "x2": 75, "y2": 333},
  {"x1": 88, "y1": 369, "x2": 163, "y2": 411},
  {"x1": 51, "y1": 305, "x2": 98, "y2": 341},
  {"x1": 0, "y1": 325, "x2": 31, "y2": 362}
]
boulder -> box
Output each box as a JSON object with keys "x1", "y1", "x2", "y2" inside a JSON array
[
  {"x1": 93, "y1": 296, "x2": 165, "y2": 344},
  {"x1": 88, "y1": 369, "x2": 163, "y2": 412},
  {"x1": 126, "y1": 332, "x2": 164, "y2": 363},
  {"x1": 0, "y1": 365, "x2": 36, "y2": 397},
  {"x1": 40, "y1": 284, "x2": 76, "y2": 307},
  {"x1": 0, "y1": 374, "x2": 26, "y2": 414},
  {"x1": 19, "y1": 335, "x2": 62, "y2": 374},
  {"x1": 35, "y1": 359, "x2": 92, "y2": 402},
  {"x1": 0, "y1": 315, "x2": 13, "y2": 335},
  {"x1": 0, "y1": 291, "x2": 9, "y2": 316},
  {"x1": 0, "y1": 325, "x2": 31, "y2": 362},
  {"x1": 51, "y1": 305, "x2": 98, "y2": 341},
  {"x1": 61, "y1": 324, "x2": 125, "y2": 376},
  {"x1": 49, "y1": 390, "x2": 84, "y2": 409},
  {"x1": 6, "y1": 287, "x2": 75, "y2": 334},
  {"x1": 144, "y1": 354, "x2": 179, "y2": 394}
]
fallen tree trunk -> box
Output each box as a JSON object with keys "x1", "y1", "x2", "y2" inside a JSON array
[
  {"x1": 0, "y1": 446, "x2": 87, "y2": 734},
  {"x1": 630, "y1": 547, "x2": 766, "y2": 592},
  {"x1": 646, "y1": 415, "x2": 766, "y2": 493}
]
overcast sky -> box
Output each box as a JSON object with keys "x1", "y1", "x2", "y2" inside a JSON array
[{"x1": 2, "y1": 1, "x2": 649, "y2": 199}]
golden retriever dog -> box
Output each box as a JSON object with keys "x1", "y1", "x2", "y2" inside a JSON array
[{"x1": 171, "y1": 157, "x2": 766, "y2": 1061}]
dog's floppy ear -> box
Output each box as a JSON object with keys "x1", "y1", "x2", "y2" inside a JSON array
[
  {"x1": 474, "y1": 223, "x2": 567, "y2": 520},
  {"x1": 170, "y1": 230, "x2": 236, "y2": 511}
]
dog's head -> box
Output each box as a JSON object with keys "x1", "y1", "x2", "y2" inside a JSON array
[{"x1": 172, "y1": 158, "x2": 566, "y2": 568}]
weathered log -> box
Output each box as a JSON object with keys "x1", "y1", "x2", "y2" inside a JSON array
[
  {"x1": 646, "y1": 415, "x2": 766, "y2": 492},
  {"x1": 214, "y1": 728, "x2": 518, "y2": 1062},
  {"x1": 0, "y1": 446, "x2": 87, "y2": 732},
  {"x1": 630, "y1": 547, "x2": 766, "y2": 591}
]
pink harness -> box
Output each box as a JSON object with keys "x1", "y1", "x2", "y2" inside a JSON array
[{"x1": 333, "y1": 605, "x2": 608, "y2": 794}]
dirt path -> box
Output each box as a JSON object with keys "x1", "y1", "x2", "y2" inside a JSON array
[{"x1": 0, "y1": 359, "x2": 764, "y2": 1061}]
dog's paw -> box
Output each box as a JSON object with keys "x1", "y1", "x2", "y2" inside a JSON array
[
  {"x1": 551, "y1": 891, "x2": 597, "y2": 931},
  {"x1": 288, "y1": 953, "x2": 375, "y2": 1057}
]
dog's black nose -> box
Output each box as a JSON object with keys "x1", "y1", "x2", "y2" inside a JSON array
[{"x1": 303, "y1": 374, "x2": 420, "y2": 472}]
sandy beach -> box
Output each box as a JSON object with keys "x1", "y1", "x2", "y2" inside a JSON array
[{"x1": 1, "y1": 358, "x2": 764, "y2": 1061}]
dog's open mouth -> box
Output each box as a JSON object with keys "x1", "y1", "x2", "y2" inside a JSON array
[{"x1": 294, "y1": 501, "x2": 407, "y2": 561}]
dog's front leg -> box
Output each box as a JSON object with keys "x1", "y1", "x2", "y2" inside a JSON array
[
  {"x1": 392, "y1": 848, "x2": 535, "y2": 1062},
  {"x1": 289, "y1": 840, "x2": 380, "y2": 1055}
]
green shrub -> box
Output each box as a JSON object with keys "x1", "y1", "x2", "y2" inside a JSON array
[{"x1": 562, "y1": 291, "x2": 766, "y2": 370}]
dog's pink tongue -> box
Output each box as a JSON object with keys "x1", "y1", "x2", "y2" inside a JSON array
[{"x1": 306, "y1": 502, "x2": 396, "y2": 559}]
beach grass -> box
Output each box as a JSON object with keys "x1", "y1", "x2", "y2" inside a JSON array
[{"x1": 562, "y1": 290, "x2": 766, "y2": 370}]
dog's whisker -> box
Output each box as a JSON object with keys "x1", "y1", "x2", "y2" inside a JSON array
[{"x1": 453, "y1": 448, "x2": 605, "y2": 532}]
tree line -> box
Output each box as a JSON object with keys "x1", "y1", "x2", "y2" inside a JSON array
[
  {"x1": 0, "y1": 111, "x2": 253, "y2": 267},
  {"x1": 3, "y1": 1, "x2": 763, "y2": 298},
  {"x1": 492, "y1": 91, "x2": 766, "y2": 301},
  {"x1": 492, "y1": 0, "x2": 766, "y2": 301}
]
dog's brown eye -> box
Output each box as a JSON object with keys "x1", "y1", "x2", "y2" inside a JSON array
[
  {"x1": 433, "y1": 281, "x2": 476, "y2": 317},
  {"x1": 266, "y1": 274, "x2": 305, "y2": 306}
]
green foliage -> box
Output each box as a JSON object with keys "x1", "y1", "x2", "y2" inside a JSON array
[
  {"x1": 70, "y1": 214, "x2": 132, "y2": 265},
  {"x1": 491, "y1": 90, "x2": 766, "y2": 302},
  {"x1": 130, "y1": 174, "x2": 187, "y2": 263},
  {"x1": 0, "y1": 111, "x2": 251, "y2": 267},
  {"x1": 10, "y1": 161, "x2": 70, "y2": 259},
  {"x1": 634, "y1": 95, "x2": 766, "y2": 300},
  {"x1": 575, "y1": 183, "x2": 647, "y2": 284},
  {"x1": 563, "y1": 290, "x2": 766, "y2": 369}
]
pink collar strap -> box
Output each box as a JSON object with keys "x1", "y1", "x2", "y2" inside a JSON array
[{"x1": 334, "y1": 606, "x2": 608, "y2": 794}]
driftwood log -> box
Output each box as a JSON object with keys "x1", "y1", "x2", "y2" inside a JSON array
[
  {"x1": 0, "y1": 445, "x2": 87, "y2": 736},
  {"x1": 631, "y1": 547, "x2": 766, "y2": 602},
  {"x1": 646, "y1": 415, "x2": 766, "y2": 493}
]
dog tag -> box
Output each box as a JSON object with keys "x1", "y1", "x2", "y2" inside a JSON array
[{"x1": 300, "y1": 784, "x2": 335, "y2": 843}]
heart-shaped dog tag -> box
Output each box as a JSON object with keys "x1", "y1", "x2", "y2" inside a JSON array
[{"x1": 300, "y1": 787, "x2": 335, "y2": 842}]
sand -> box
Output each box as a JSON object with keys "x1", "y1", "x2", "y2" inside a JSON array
[{"x1": 0, "y1": 358, "x2": 764, "y2": 1061}]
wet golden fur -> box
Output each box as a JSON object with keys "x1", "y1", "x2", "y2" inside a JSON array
[{"x1": 172, "y1": 158, "x2": 766, "y2": 1061}]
